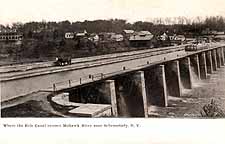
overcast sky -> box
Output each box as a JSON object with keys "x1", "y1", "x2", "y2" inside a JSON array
[{"x1": 1, "y1": 0, "x2": 225, "y2": 25}]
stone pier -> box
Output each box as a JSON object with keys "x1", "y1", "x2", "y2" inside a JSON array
[
  {"x1": 223, "y1": 47, "x2": 225, "y2": 65},
  {"x1": 165, "y1": 61, "x2": 182, "y2": 97},
  {"x1": 199, "y1": 52, "x2": 207, "y2": 79},
  {"x1": 220, "y1": 47, "x2": 225, "y2": 66},
  {"x1": 145, "y1": 65, "x2": 168, "y2": 107},
  {"x1": 206, "y1": 51, "x2": 213, "y2": 74},
  {"x1": 212, "y1": 50, "x2": 218, "y2": 71},
  {"x1": 115, "y1": 71, "x2": 148, "y2": 117},
  {"x1": 190, "y1": 55, "x2": 201, "y2": 80},
  {"x1": 179, "y1": 57, "x2": 193, "y2": 89},
  {"x1": 100, "y1": 80, "x2": 118, "y2": 117},
  {"x1": 216, "y1": 48, "x2": 222, "y2": 68}
]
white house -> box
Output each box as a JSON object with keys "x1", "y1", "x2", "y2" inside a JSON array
[
  {"x1": 174, "y1": 35, "x2": 186, "y2": 41},
  {"x1": 123, "y1": 30, "x2": 134, "y2": 34},
  {"x1": 76, "y1": 30, "x2": 87, "y2": 37},
  {"x1": 65, "y1": 32, "x2": 74, "y2": 39},
  {"x1": 88, "y1": 34, "x2": 99, "y2": 42},
  {"x1": 160, "y1": 33, "x2": 168, "y2": 41}
]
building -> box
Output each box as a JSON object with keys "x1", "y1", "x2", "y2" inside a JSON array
[
  {"x1": 65, "y1": 32, "x2": 75, "y2": 39},
  {"x1": 201, "y1": 30, "x2": 225, "y2": 42},
  {"x1": 76, "y1": 30, "x2": 87, "y2": 38},
  {"x1": 88, "y1": 34, "x2": 99, "y2": 42},
  {"x1": 0, "y1": 30, "x2": 23, "y2": 42},
  {"x1": 214, "y1": 35, "x2": 225, "y2": 41},
  {"x1": 174, "y1": 35, "x2": 186, "y2": 41},
  {"x1": 168, "y1": 34, "x2": 176, "y2": 41},
  {"x1": 123, "y1": 30, "x2": 134, "y2": 39},
  {"x1": 129, "y1": 31, "x2": 154, "y2": 47},
  {"x1": 139, "y1": 31, "x2": 152, "y2": 35},
  {"x1": 202, "y1": 29, "x2": 225, "y2": 36},
  {"x1": 215, "y1": 31, "x2": 225, "y2": 35},
  {"x1": 159, "y1": 32, "x2": 169, "y2": 41}
]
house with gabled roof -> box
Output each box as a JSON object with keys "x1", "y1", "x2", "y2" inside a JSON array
[
  {"x1": 129, "y1": 30, "x2": 154, "y2": 47},
  {"x1": 123, "y1": 30, "x2": 135, "y2": 39}
]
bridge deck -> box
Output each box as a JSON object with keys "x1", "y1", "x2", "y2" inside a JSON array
[
  {"x1": 0, "y1": 45, "x2": 188, "y2": 74},
  {"x1": 0, "y1": 45, "x2": 186, "y2": 81},
  {"x1": 42, "y1": 43, "x2": 224, "y2": 92},
  {"x1": 1, "y1": 43, "x2": 224, "y2": 102}
]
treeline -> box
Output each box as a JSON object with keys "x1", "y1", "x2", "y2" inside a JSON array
[
  {"x1": 1, "y1": 16, "x2": 225, "y2": 63},
  {"x1": 1, "y1": 16, "x2": 225, "y2": 38}
]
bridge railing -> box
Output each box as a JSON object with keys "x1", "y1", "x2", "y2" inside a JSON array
[{"x1": 52, "y1": 73, "x2": 107, "y2": 92}]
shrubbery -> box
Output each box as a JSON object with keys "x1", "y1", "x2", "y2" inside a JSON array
[{"x1": 200, "y1": 99, "x2": 225, "y2": 118}]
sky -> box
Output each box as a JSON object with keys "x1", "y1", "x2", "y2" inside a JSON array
[{"x1": 0, "y1": 0, "x2": 225, "y2": 25}]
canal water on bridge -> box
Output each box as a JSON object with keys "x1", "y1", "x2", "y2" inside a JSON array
[{"x1": 148, "y1": 66, "x2": 225, "y2": 118}]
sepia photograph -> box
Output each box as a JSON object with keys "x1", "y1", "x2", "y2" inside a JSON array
[{"x1": 0, "y1": 0, "x2": 225, "y2": 143}]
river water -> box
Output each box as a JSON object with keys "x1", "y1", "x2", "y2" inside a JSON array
[{"x1": 148, "y1": 66, "x2": 225, "y2": 118}]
